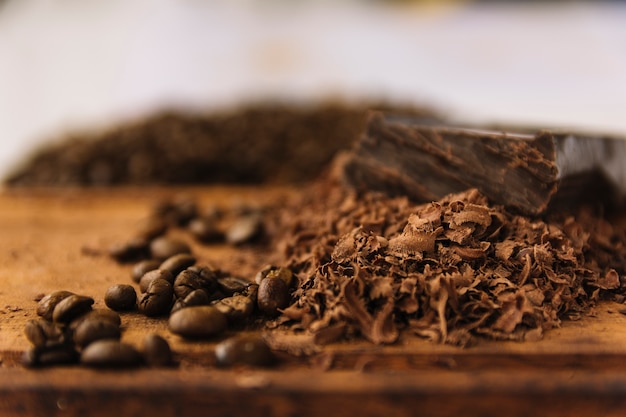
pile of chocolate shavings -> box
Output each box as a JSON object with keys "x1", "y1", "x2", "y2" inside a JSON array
[{"x1": 265, "y1": 180, "x2": 626, "y2": 347}]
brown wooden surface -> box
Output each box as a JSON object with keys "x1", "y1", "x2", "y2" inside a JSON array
[{"x1": 2, "y1": 187, "x2": 626, "y2": 417}]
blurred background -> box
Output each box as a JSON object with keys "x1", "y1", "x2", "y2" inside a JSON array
[{"x1": 1, "y1": 0, "x2": 626, "y2": 181}]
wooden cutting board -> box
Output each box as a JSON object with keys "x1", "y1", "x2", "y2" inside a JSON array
[{"x1": 2, "y1": 187, "x2": 626, "y2": 417}]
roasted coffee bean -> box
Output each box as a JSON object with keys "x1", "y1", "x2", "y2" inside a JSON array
[
  {"x1": 257, "y1": 277, "x2": 290, "y2": 317},
  {"x1": 69, "y1": 309, "x2": 122, "y2": 333},
  {"x1": 149, "y1": 237, "x2": 191, "y2": 261},
  {"x1": 255, "y1": 264, "x2": 274, "y2": 284},
  {"x1": 175, "y1": 288, "x2": 210, "y2": 310},
  {"x1": 168, "y1": 306, "x2": 227, "y2": 338},
  {"x1": 159, "y1": 253, "x2": 196, "y2": 277},
  {"x1": 81, "y1": 340, "x2": 143, "y2": 368},
  {"x1": 74, "y1": 318, "x2": 121, "y2": 348},
  {"x1": 212, "y1": 295, "x2": 254, "y2": 322},
  {"x1": 171, "y1": 288, "x2": 211, "y2": 313},
  {"x1": 139, "y1": 269, "x2": 174, "y2": 293},
  {"x1": 225, "y1": 215, "x2": 263, "y2": 245},
  {"x1": 170, "y1": 300, "x2": 184, "y2": 313},
  {"x1": 173, "y1": 269, "x2": 206, "y2": 300},
  {"x1": 187, "y1": 265, "x2": 219, "y2": 291},
  {"x1": 255, "y1": 265, "x2": 294, "y2": 288},
  {"x1": 22, "y1": 342, "x2": 79, "y2": 368},
  {"x1": 244, "y1": 283, "x2": 259, "y2": 300},
  {"x1": 52, "y1": 294, "x2": 94, "y2": 323},
  {"x1": 109, "y1": 236, "x2": 150, "y2": 263},
  {"x1": 21, "y1": 348, "x2": 38, "y2": 367},
  {"x1": 172, "y1": 197, "x2": 198, "y2": 225},
  {"x1": 37, "y1": 290, "x2": 74, "y2": 321},
  {"x1": 139, "y1": 278, "x2": 174, "y2": 317},
  {"x1": 136, "y1": 216, "x2": 168, "y2": 240},
  {"x1": 214, "y1": 336, "x2": 275, "y2": 367},
  {"x1": 142, "y1": 334, "x2": 173, "y2": 367},
  {"x1": 24, "y1": 320, "x2": 48, "y2": 348},
  {"x1": 131, "y1": 260, "x2": 161, "y2": 283},
  {"x1": 217, "y1": 276, "x2": 249, "y2": 297},
  {"x1": 188, "y1": 217, "x2": 223, "y2": 242},
  {"x1": 182, "y1": 288, "x2": 210, "y2": 306},
  {"x1": 104, "y1": 284, "x2": 137, "y2": 311},
  {"x1": 24, "y1": 319, "x2": 63, "y2": 348},
  {"x1": 154, "y1": 196, "x2": 198, "y2": 226}
]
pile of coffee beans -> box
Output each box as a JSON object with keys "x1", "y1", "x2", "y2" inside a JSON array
[
  {"x1": 110, "y1": 251, "x2": 286, "y2": 365},
  {"x1": 23, "y1": 195, "x2": 288, "y2": 369},
  {"x1": 109, "y1": 195, "x2": 264, "y2": 266},
  {"x1": 110, "y1": 196, "x2": 290, "y2": 366},
  {"x1": 106, "y1": 195, "x2": 292, "y2": 325},
  {"x1": 23, "y1": 290, "x2": 173, "y2": 368}
]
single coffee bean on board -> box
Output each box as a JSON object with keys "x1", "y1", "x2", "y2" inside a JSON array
[{"x1": 168, "y1": 306, "x2": 227, "y2": 338}]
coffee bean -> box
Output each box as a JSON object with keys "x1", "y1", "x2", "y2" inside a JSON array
[
  {"x1": 139, "y1": 278, "x2": 174, "y2": 317},
  {"x1": 216, "y1": 276, "x2": 249, "y2": 297},
  {"x1": 52, "y1": 294, "x2": 94, "y2": 323},
  {"x1": 214, "y1": 336, "x2": 275, "y2": 367},
  {"x1": 149, "y1": 237, "x2": 191, "y2": 261},
  {"x1": 159, "y1": 253, "x2": 196, "y2": 277},
  {"x1": 37, "y1": 290, "x2": 74, "y2": 321},
  {"x1": 74, "y1": 318, "x2": 121, "y2": 348},
  {"x1": 22, "y1": 342, "x2": 79, "y2": 368},
  {"x1": 213, "y1": 295, "x2": 254, "y2": 322},
  {"x1": 109, "y1": 236, "x2": 150, "y2": 263},
  {"x1": 168, "y1": 306, "x2": 227, "y2": 338},
  {"x1": 24, "y1": 320, "x2": 48, "y2": 348},
  {"x1": 139, "y1": 269, "x2": 174, "y2": 293},
  {"x1": 104, "y1": 284, "x2": 137, "y2": 311},
  {"x1": 171, "y1": 289, "x2": 211, "y2": 313},
  {"x1": 173, "y1": 269, "x2": 209, "y2": 300},
  {"x1": 142, "y1": 334, "x2": 173, "y2": 367},
  {"x1": 188, "y1": 217, "x2": 223, "y2": 242},
  {"x1": 255, "y1": 264, "x2": 273, "y2": 284},
  {"x1": 131, "y1": 260, "x2": 161, "y2": 283},
  {"x1": 187, "y1": 265, "x2": 219, "y2": 291},
  {"x1": 154, "y1": 196, "x2": 198, "y2": 226},
  {"x1": 257, "y1": 277, "x2": 290, "y2": 317},
  {"x1": 255, "y1": 265, "x2": 294, "y2": 288},
  {"x1": 136, "y1": 216, "x2": 168, "y2": 240},
  {"x1": 21, "y1": 348, "x2": 38, "y2": 367},
  {"x1": 171, "y1": 196, "x2": 198, "y2": 225},
  {"x1": 182, "y1": 288, "x2": 210, "y2": 306},
  {"x1": 81, "y1": 340, "x2": 143, "y2": 368},
  {"x1": 170, "y1": 300, "x2": 184, "y2": 313},
  {"x1": 24, "y1": 319, "x2": 63, "y2": 348},
  {"x1": 70, "y1": 309, "x2": 122, "y2": 331},
  {"x1": 225, "y1": 215, "x2": 263, "y2": 245}
]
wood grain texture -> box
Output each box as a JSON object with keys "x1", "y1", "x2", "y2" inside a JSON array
[{"x1": 2, "y1": 187, "x2": 626, "y2": 417}]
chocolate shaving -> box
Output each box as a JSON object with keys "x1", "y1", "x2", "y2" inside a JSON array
[{"x1": 265, "y1": 180, "x2": 626, "y2": 346}]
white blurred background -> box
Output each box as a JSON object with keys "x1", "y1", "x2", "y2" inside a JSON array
[{"x1": 1, "y1": 0, "x2": 626, "y2": 179}]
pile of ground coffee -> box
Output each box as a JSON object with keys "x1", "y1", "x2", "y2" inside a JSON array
[{"x1": 5, "y1": 102, "x2": 429, "y2": 186}]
